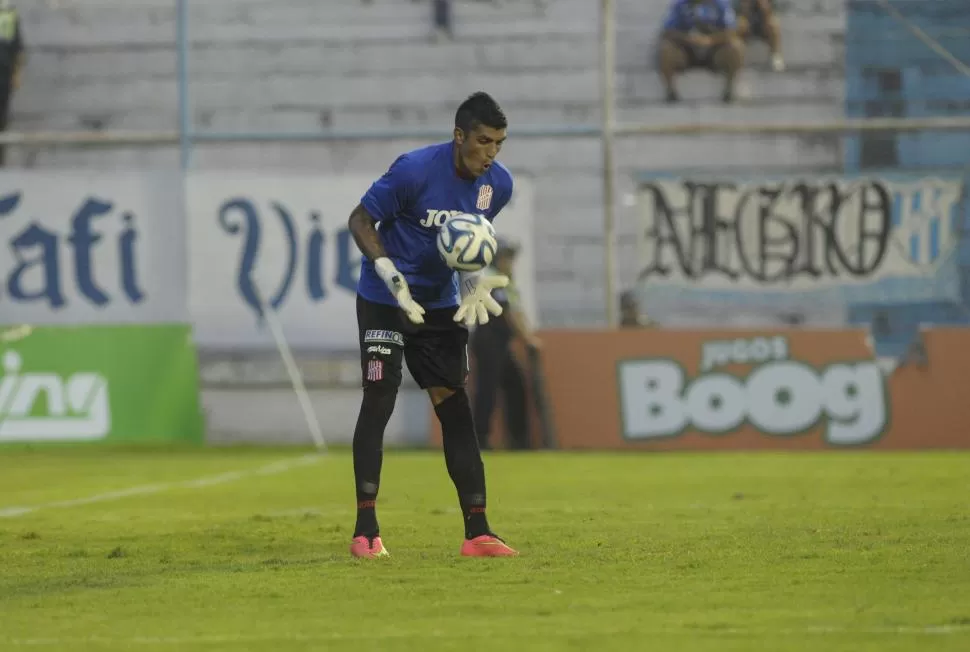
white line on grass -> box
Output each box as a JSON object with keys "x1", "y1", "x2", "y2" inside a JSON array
[
  {"x1": 0, "y1": 454, "x2": 322, "y2": 519},
  {"x1": 4, "y1": 625, "x2": 970, "y2": 646}
]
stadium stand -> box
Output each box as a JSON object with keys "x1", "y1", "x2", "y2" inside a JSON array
[
  {"x1": 0, "y1": 0, "x2": 885, "y2": 327},
  {"x1": 843, "y1": 0, "x2": 970, "y2": 345}
]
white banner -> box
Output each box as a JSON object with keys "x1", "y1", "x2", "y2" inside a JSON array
[
  {"x1": 635, "y1": 176, "x2": 964, "y2": 325},
  {"x1": 0, "y1": 172, "x2": 186, "y2": 325},
  {"x1": 187, "y1": 173, "x2": 536, "y2": 351}
]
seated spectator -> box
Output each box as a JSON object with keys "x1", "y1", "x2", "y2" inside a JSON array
[
  {"x1": 619, "y1": 291, "x2": 655, "y2": 328},
  {"x1": 658, "y1": 0, "x2": 744, "y2": 104},
  {"x1": 735, "y1": 0, "x2": 784, "y2": 71}
]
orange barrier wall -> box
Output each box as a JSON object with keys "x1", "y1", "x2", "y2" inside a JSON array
[{"x1": 431, "y1": 328, "x2": 970, "y2": 451}]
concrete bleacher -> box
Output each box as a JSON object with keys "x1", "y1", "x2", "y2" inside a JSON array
[{"x1": 12, "y1": 0, "x2": 847, "y2": 326}]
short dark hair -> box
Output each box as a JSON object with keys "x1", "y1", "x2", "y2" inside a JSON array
[{"x1": 455, "y1": 92, "x2": 507, "y2": 134}]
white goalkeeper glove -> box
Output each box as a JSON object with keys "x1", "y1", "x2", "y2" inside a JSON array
[
  {"x1": 454, "y1": 271, "x2": 509, "y2": 327},
  {"x1": 374, "y1": 257, "x2": 426, "y2": 324}
]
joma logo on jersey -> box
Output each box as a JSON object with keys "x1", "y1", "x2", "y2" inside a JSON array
[{"x1": 419, "y1": 210, "x2": 464, "y2": 228}]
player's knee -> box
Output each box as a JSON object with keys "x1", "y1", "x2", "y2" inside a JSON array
[
  {"x1": 353, "y1": 382, "x2": 399, "y2": 452},
  {"x1": 361, "y1": 381, "x2": 398, "y2": 413},
  {"x1": 433, "y1": 388, "x2": 474, "y2": 434}
]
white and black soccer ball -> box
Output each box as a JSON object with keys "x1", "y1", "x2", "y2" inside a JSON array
[{"x1": 436, "y1": 213, "x2": 498, "y2": 272}]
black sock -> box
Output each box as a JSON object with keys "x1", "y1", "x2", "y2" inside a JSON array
[
  {"x1": 354, "y1": 498, "x2": 378, "y2": 539},
  {"x1": 435, "y1": 390, "x2": 490, "y2": 539},
  {"x1": 352, "y1": 384, "x2": 397, "y2": 538}
]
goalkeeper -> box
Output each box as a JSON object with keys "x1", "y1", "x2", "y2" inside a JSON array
[{"x1": 345, "y1": 92, "x2": 518, "y2": 559}]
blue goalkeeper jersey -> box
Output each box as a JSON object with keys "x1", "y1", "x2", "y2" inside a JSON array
[
  {"x1": 357, "y1": 141, "x2": 514, "y2": 310},
  {"x1": 663, "y1": 0, "x2": 736, "y2": 33}
]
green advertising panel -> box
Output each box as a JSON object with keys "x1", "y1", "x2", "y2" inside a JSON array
[{"x1": 0, "y1": 325, "x2": 204, "y2": 444}]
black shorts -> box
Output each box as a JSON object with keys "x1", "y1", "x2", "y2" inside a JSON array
[
  {"x1": 681, "y1": 43, "x2": 725, "y2": 71},
  {"x1": 356, "y1": 295, "x2": 469, "y2": 390}
]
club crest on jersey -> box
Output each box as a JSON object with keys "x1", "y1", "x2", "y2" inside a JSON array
[
  {"x1": 366, "y1": 359, "x2": 384, "y2": 382},
  {"x1": 477, "y1": 185, "x2": 493, "y2": 211}
]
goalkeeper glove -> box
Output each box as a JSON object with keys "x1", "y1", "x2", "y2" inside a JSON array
[
  {"x1": 453, "y1": 271, "x2": 509, "y2": 327},
  {"x1": 374, "y1": 257, "x2": 426, "y2": 324}
]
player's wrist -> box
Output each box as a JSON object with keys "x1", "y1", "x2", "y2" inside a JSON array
[
  {"x1": 374, "y1": 257, "x2": 404, "y2": 291},
  {"x1": 374, "y1": 257, "x2": 396, "y2": 275},
  {"x1": 459, "y1": 270, "x2": 483, "y2": 296}
]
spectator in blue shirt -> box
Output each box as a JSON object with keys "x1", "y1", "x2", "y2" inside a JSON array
[{"x1": 658, "y1": 0, "x2": 744, "y2": 104}]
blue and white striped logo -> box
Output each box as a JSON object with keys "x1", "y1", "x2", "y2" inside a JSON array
[{"x1": 890, "y1": 179, "x2": 961, "y2": 267}]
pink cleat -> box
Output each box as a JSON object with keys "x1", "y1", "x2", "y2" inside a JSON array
[
  {"x1": 350, "y1": 535, "x2": 389, "y2": 559},
  {"x1": 460, "y1": 534, "x2": 519, "y2": 557}
]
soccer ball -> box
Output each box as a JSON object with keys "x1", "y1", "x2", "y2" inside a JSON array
[{"x1": 436, "y1": 213, "x2": 498, "y2": 272}]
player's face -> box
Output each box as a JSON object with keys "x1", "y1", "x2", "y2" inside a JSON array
[{"x1": 455, "y1": 124, "x2": 507, "y2": 178}]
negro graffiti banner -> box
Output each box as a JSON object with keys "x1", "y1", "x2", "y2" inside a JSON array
[
  {"x1": 634, "y1": 176, "x2": 966, "y2": 326},
  {"x1": 530, "y1": 328, "x2": 970, "y2": 451},
  {"x1": 0, "y1": 172, "x2": 187, "y2": 325},
  {"x1": 187, "y1": 173, "x2": 536, "y2": 351}
]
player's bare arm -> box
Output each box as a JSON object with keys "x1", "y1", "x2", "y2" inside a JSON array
[
  {"x1": 349, "y1": 203, "x2": 425, "y2": 324},
  {"x1": 347, "y1": 203, "x2": 387, "y2": 262}
]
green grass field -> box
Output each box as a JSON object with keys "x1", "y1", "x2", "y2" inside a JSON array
[{"x1": 1, "y1": 446, "x2": 969, "y2": 651}]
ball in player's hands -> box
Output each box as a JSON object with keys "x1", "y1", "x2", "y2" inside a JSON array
[{"x1": 436, "y1": 213, "x2": 497, "y2": 272}]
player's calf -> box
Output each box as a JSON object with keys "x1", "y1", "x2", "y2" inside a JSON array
[
  {"x1": 434, "y1": 388, "x2": 491, "y2": 536},
  {"x1": 434, "y1": 388, "x2": 517, "y2": 555},
  {"x1": 352, "y1": 381, "x2": 398, "y2": 541}
]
